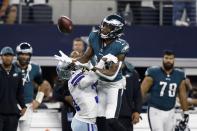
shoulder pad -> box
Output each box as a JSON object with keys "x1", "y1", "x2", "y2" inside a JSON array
[{"x1": 145, "y1": 66, "x2": 160, "y2": 76}]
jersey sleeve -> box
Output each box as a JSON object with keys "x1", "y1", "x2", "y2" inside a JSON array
[
  {"x1": 88, "y1": 31, "x2": 96, "y2": 47},
  {"x1": 79, "y1": 71, "x2": 99, "y2": 89},
  {"x1": 145, "y1": 67, "x2": 156, "y2": 78},
  {"x1": 178, "y1": 69, "x2": 186, "y2": 81},
  {"x1": 119, "y1": 41, "x2": 130, "y2": 55}
]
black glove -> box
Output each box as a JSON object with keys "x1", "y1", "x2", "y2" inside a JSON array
[
  {"x1": 183, "y1": 111, "x2": 189, "y2": 123},
  {"x1": 179, "y1": 111, "x2": 189, "y2": 130}
]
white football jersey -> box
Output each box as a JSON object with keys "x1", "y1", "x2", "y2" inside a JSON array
[{"x1": 68, "y1": 69, "x2": 98, "y2": 123}]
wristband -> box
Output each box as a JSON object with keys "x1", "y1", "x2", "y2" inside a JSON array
[{"x1": 35, "y1": 92, "x2": 44, "y2": 103}]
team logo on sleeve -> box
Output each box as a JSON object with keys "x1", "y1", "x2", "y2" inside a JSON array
[{"x1": 121, "y1": 43, "x2": 129, "y2": 54}]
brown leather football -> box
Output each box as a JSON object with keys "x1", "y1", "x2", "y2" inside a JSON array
[{"x1": 57, "y1": 16, "x2": 73, "y2": 34}]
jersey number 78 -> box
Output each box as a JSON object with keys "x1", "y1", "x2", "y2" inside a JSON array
[{"x1": 160, "y1": 81, "x2": 177, "y2": 97}]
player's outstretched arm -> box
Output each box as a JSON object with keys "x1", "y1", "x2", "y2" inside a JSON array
[
  {"x1": 95, "y1": 61, "x2": 122, "y2": 76},
  {"x1": 73, "y1": 45, "x2": 94, "y2": 64},
  {"x1": 93, "y1": 55, "x2": 122, "y2": 80},
  {"x1": 79, "y1": 70, "x2": 99, "y2": 89},
  {"x1": 55, "y1": 46, "x2": 94, "y2": 68},
  {"x1": 92, "y1": 53, "x2": 125, "y2": 81}
]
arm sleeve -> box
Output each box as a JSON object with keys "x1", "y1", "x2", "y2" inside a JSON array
[
  {"x1": 79, "y1": 71, "x2": 99, "y2": 89},
  {"x1": 17, "y1": 74, "x2": 26, "y2": 109},
  {"x1": 88, "y1": 31, "x2": 95, "y2": 46},
  {"x1": 132, "y1": 70, "x2": 142, "y2": 113}
]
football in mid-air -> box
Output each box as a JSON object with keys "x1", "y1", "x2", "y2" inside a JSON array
[{"x1": 57, "y1": 16, "x2": 73, "y2": 34}]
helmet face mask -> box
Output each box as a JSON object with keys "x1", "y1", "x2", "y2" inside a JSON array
[
  {"x1": 99, "y1": 14, "x2": 125, "y2": 39},
  {"x1": 16, "y1": 42, "x2": 33, "y2": 65},
  {"x1": 17, "y1": 53, "x2": 31, "y2": 66},
  {"x1": 56, "y1": 62, "x2": 77, "y2": 80}
]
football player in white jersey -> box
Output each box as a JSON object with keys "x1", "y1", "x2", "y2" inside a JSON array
[
  {"x1": 68, "y1": 68, "x2": 98, "y2": 131},
  {"x1": 56, "y1": 52, "x2": 119, "y2": 131}
]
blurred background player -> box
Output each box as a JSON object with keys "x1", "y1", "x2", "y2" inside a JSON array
[
  {"x1": 55, "y1": 14, "x2": 130, "y2": 131},
  {"x1": 53, "y1": 76, "x2": 74, "y2": 131},
  {"x1": 187, "y1": 87, "x2": 197, "y2": 107},
  {"x1": 14, "y1": 42, "x2": 49, "y2": 131},
  {"x1": 72, "y1": 37, "x2": 85, "y2": 57},
  {"x1": 141, "y1": 50, "x2": 189, "y2": 131},
  {"x1": 0, "y1": 46, "x2": 26, "y2": 131},
  {"x1": 117, "y1": 61, "x2": 142, "y2": 131}
]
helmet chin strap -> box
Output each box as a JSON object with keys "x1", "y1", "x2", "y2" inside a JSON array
[
  {"x1": 22, "y1": 64, "x2": 32, "y2": 86},
  {"x1": 18, "y1": 60, "x2": 30, "y2": 67},
  {"x1": 100, "y1": 33, "x2": 109, "y2": 39},
  {"x1": 100, "y1": 29, "x2": 119, "y2": 39}
]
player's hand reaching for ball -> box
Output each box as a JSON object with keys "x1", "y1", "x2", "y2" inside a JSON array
[{"x1": 54, "y1": 50, "x2": 72, "y2": 63}]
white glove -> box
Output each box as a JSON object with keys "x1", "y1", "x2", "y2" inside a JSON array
[
  {"x1": 102, "y1": 54, "x2": 118, "y2": 64},
  {"x1": 95, "y1": 59, "x2": 105, "y2": 69},
  {"x1": 54, "y1": 50, "x2": 72, "y2": 63}
]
